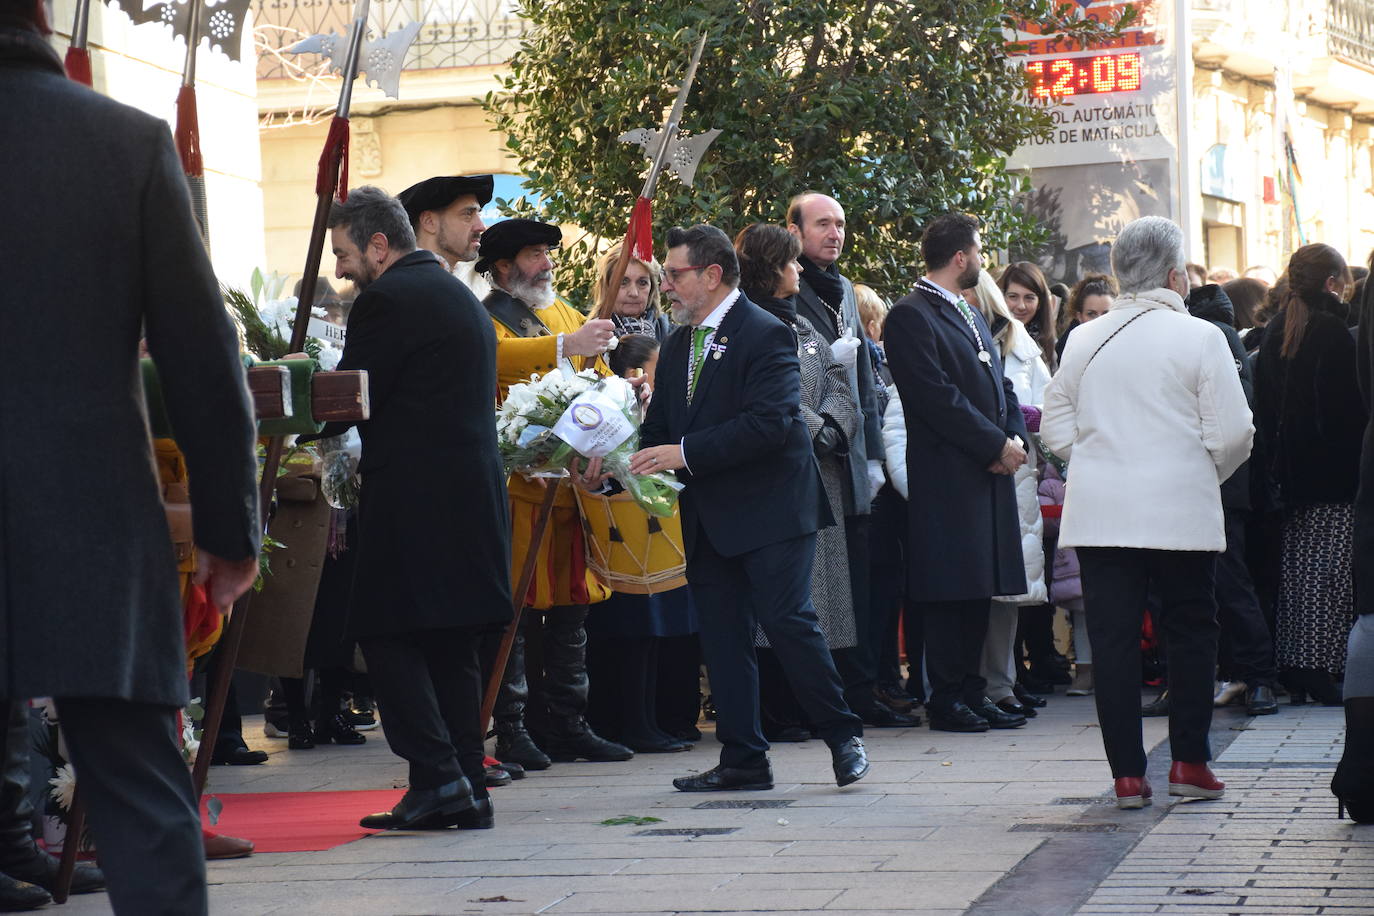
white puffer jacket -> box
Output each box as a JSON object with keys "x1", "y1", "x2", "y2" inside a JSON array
[{"x1": 995, "y1": 320, "x2": 1048, "y2": 605}]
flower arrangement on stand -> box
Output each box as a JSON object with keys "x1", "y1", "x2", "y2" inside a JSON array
[
  {"x1": 224, "y1": 268, "x2": 342, "y2": 368},
  {"x1": 28, "y1": 700, "x2": 92, "y2": 856},
  {"x1": 496, "y1": 366, "x2": 682, "y2": 516}
]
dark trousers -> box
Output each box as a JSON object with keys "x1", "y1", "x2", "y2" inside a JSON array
[
  {"x1": 869, "y1": 486, "x2": 908, "y2": 689},
  {"x1": 1079, "y1": 547, "x2": 1219, "y2": 777},
  {"x1": 916, "y1": 599, "x2": 991, "y2": 711},
  {"x1": 689, "y1": 529, "x2": 861, "y2": 769},
  {"x1": 655, "y1": 634, "x2": 703, "y2": 735},
  {"x1": 359, "y1": 626, "x2": 488, "y2": 795},
  {"x1": 1216, "y1": 509, "x2": 1278, "y2": 687},
  {"x1": 833, "y1": 515, "x2": 879, "y2": 712},
  {"x1": 44, "y1": 698, "x2": 206, "y2": 916}
]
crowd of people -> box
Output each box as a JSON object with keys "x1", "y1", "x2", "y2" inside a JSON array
[{"x1": 3, "y1": 0, "x2": 1374, "y2": 906}]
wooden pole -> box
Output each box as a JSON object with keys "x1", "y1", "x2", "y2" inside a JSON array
[
  {"x1": 480, "y1": 480, "x2": 561, "y2": 734},
  {"x1": 51, "y1": 783, "x2": 86, "y2": 904}
]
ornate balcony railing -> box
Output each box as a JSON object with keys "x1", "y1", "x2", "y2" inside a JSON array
[
  {"x1": 253, "y1": 0, "x2": 529, "y2": 80},
  {"x1": 1329, "y1": 0, "x2": 1374, "y2": 68}
]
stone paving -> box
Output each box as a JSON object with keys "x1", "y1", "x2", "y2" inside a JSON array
[{"x1": 56, "y1": 696, "x2": 1372, "y2": 915}]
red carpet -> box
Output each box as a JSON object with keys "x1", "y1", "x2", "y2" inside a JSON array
[{"x1": 200, "y1": 789, "x2": 404, "y2": 853}]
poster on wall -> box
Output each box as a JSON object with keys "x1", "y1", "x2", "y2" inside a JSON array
[{"x1": 1005, "y1": 0, "x2": 1184, "y2": 284}]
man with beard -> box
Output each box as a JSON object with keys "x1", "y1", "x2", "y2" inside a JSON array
[
  {"x1": 629, "y1": 224, "x2": 868, "y2": 791},
  {"x1": 398, "y1": 173, "x2": 491, "y2": 270},
  {"x1": 786, "y1": 193, "x2": 917, "y2": 729},
  {"x1": 884, "y1": 213, "x2": 1030, "y2": 733},
  {"x1": 324, "y1": 187, "x2": 513, "y2": 831},
  {"x1": 477, "y1": 218, "x2": 633, "y2": 768}
]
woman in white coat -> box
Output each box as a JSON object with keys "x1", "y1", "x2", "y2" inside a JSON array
[
  {"x1": 966, "y1": 271, "x2": 1050, "y2": 718},
  {"x1": 1041, "y1": 217, "x2": 1253, "y2": 810}
]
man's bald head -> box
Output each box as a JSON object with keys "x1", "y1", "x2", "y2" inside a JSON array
[{"x1": 786, "y1": 192, "x2": 846, "y2": 269}]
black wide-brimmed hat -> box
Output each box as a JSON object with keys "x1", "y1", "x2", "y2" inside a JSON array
[
  {"x1": 396, "y1": 175, "x2": 495, "y2": 224},
  {"x1": 474, "y1": 218, "x2": 561, "y2": 274}
]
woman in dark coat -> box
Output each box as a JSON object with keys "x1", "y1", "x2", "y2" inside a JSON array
[
  {"x1": 1254, "y1": 243, "x2": 1367, "y2": 706},
  {"x1": 1333, "y1": 256, "x2": 1374, "y2": 821},
  {"x1": 734, "y1": 223, "x2": 863, "y2": 739}
]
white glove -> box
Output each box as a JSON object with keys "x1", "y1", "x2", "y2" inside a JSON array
[
  {"x1": 830, "y1": 330, "x2": 861, "y2": 368},
  {"x1": 867, "y1": 459, "x2": 885, "y2": 501}
]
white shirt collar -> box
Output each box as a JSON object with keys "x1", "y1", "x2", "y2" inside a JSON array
[
  {"x1": 697, "y1": 286, "x2": 741, "y2": 331},
  {"x1": 919, "y1": 276, "x2": 962, "y2": 306}
]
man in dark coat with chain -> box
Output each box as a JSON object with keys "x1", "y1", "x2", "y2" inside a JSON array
[
  {"x1": 885, "y1": 213, "x2": 1029, "y2": 734},
  {"x1": 321, "y1": 187, "x2": 513, "y2": 831},
  {"x1": 2, "y1": 3, "x2": 261, "y2": 911}
]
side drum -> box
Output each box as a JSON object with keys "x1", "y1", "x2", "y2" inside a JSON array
[{"x1": 575, "y1": 489, "x2": 687, "y2": 594}]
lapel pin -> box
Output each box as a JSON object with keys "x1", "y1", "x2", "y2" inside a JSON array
[{"x1": 712, "y1": 350, "x2": 722, "y2": 360}]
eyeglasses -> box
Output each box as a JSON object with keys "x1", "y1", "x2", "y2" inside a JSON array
[{"x1": 663, "y1": 265, "x2": 709, "y2": 284}]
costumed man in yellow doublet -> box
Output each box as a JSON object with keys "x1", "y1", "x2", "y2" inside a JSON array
[
  {"x1": 152, "y1": 439, "x2": 257, "y2": 860},
  {"x1": 476, "y1": 218, "x2": 634, "y2": 768}
]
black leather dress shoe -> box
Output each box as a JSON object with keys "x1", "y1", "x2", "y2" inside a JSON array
[
  {"x1": 1245, "y1": 684, "x2": 1279, "y2": 716},
  {"x1": 484, "y1": 765, "x2": 512, "y2": 788},
  {"x1": 861, "y1": 704, "x2": 921, "y2": 728},
  {"x1": 494, "y1": 760, "x2": 526, "y2": 779},
  {"x1": 673, "y1": 763, "x2": 773, "y2": 792},
  {"x1": 1013, "y1": 684, "x2": 1048, "y2": 708},
  {"x1": 359, "y1": 779, "x2": 475, "y2": 830},
  {"x1": 1141, "y1": 690, "x2": 1170, "y2": 717},
  {"x1": 211, "y1": 744, "x2": 269, "y2": 765},
  {"x1": 448, "y1": 796, "x2": 495, "y2": 829},
  {"x1": 928, "y1": 702, "x2": 990, "y2": 733},
  {"x1": 831, "y1": 738, "x2": 870, "y2": 787},
  {"x1": 623, "y1": 736, "x2": 692, "y2": 753},
  {"x1": 764, "y1": 725, "x2": 810, "y2": 743},
  {"x1": 0, "y1": 873, "x2": 50, "y2": 911},
  {"x1": 0, "y1": 845, "x2": 104, "y2": 895},
  {"x1": 972, "y1": 699, "x2": 1027, "y2": 729},
  {"x1": 996, "y1": 697, "x2": 1037, "y2": 719}
]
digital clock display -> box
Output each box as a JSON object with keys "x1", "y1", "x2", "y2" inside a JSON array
[{"x1": 1026, "y1": 52, "x2": 1142, "y2": 99}]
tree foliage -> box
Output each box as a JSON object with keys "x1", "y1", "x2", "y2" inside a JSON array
[{"x1": 485, "y1": 0, "x2": 1128, "y2": 307}]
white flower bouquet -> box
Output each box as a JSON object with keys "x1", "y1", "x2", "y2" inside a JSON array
[{"x1": 497, "y1": 368, "x2": 681, "y2": 517}]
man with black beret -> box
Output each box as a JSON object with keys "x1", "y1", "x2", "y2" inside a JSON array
[
  {"x1": 478, "y1": 218, "x2": 632, "y2": 769},
  {"x1": 397, "y1": 174, "x2": 494, "y2": 270}
]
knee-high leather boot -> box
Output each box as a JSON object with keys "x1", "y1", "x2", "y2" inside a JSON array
[
  {"x1": 531, "y1": 606, "x2": 632, "y2": 762},
  {"x1": 0, "y1": 701, "x2": 103, "y2": 899},
  {"x1": 491, "y1": 623, "x2": 551, "y2": 770}
]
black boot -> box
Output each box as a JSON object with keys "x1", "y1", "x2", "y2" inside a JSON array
[
  {"x1": 531, "y1": 606, "x2": 632, "y2": 762},
  {"x1": 0, "y1": 702, "x2": 103, "y2": 896},
  {"x1": 0, "y1": 873, "x2": 49, "y2": 911},
  {"x1": 492, "y1": 624, "x2": 552, "y2": 770},
  {"x1": 1333, "y1": 696, "x2": 1374, "y2": 823}
]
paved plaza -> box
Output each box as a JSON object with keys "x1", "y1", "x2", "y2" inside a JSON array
[{"x1": 60, "y1": 695, "x2": 1373, "y2": 915}]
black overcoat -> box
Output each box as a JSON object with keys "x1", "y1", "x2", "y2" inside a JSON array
[
  {"x1": 1355, "y1": 300, "x2": 1374, "y2": 616},
  {"x1": 326, "y1": 251, "x2": 513, "y2": 635},
  {"x1": 640, "y1": 294, "x2": 831, "y2": 559},
  {"x1": 1, "y1": 40, "x2": 260, "y2": 705},
  {"x1": 885, "y1": 284, "x2": 1028, "y2": 602},
  {"x1": 1253, "y1": 295, "x2": 1366, "y2": 508}
]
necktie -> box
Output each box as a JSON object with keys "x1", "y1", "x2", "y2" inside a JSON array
[{"x1": 689, "y1": 326, "x2": 710, "y2": 395}]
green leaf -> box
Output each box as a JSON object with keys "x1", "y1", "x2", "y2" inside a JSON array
[{"x1": 600, "y1": 815, "x2": 663, "y2": 826}]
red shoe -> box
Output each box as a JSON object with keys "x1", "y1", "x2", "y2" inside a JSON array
[
  {"x1": 1114, "y1": 776, "x2": 1153, "y2": 809},
  {"x1": 1168, "y1": 762, "x2": 1225, "y2": 799}
]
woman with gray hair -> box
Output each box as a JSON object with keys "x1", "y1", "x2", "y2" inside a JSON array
[{"x1": 1041, "y1": 216, "x2": 1254, "y2": 810}]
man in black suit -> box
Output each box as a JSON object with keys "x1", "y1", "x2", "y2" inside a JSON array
[
  {"x1": 323, "y1": 187, "x2": 513, "y2": 830},
  {"x1": 629, "y1": 224, "x2": 868, "y2": 790},
  {"x1": 884, "y1": 213, "x2": 1030, "y2": 734}
]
